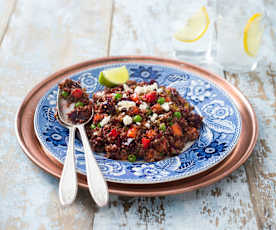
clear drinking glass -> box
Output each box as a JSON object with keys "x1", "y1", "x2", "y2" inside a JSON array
[
  {"x1": 215, "y1": 0, "x2": 266, "y2": 73},
  {"x1": 169, "y1": 0, "x2": 215, "y2": 65}
]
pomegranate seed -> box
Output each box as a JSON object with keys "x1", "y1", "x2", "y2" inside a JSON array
[{"x1": 72, "y1": 88, "x2": 83, "y2": 98}]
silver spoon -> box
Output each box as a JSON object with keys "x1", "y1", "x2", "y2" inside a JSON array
[{"x1": 57, "y1": 89, "x2": 109, "y2": 207}]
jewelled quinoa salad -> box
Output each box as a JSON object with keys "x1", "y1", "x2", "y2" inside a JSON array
[
  {"x1": 86, "y1": 80, "x2": 202, "y2": 162},
  {"x1": 58, "y1": 79, "x2": 92, "y2": 124}
]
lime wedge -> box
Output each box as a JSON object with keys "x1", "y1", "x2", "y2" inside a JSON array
[{"x1": 99, "y1": 66, "x2": 129, "y2": 87}]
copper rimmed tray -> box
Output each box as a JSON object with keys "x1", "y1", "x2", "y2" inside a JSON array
[{"x1": 15, "y1": 56, "x2": 258, "y2": 196}]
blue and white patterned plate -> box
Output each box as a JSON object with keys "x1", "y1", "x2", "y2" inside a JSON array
[{"x1": 34, "y1": 63, "x2": 241, "y2": 184}]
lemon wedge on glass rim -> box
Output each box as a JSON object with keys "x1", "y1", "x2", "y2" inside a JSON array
[
  {"x1": 173, "y1": 6, "x2": 210, "y2": 43},
  {"x1": 99, "y1": 66, "x2": 129, "y2": 87},
  {"x1": 243, "y1": 13, "x2": 264, "y2": 57}
]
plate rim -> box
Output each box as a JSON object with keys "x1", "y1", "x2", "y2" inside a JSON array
[
  {"x1": 33, "y1": 61, "x2": 242, "y2": 184},
  {"x1": 15, "y1": 56, "x2": 258, "y2": 195}
]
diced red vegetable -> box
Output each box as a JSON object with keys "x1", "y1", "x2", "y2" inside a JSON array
[
  {"x1": 127, "y1": 126, "x2": 138, "y2": 138},
  {"x1": 131, "y1": 95, "x2": 139, "y2": 103},
  {"x1": 129, "y1": 106, "x2": 139, "y2": 115},
  {"x1": 151, "y1": 103, "x2": 162, "y2": 113},
  {"x1": 109, "y1": 128, "x2": 120, "y2": 138},
  {"x1": 71, "y1": 88, "x2": 83, "y2": 98},
  {"x1": 165, "y1": 96, "x2": 171, "y2": 102},
  {"x1": 94, "y1": 113, "x2": 103, "y2": 122},
  {"x1": 146, "y1": 130, "x2": 156, "y2": 139},
  {"x1": 142, "y1": 137, "x2": 151, "y2": 148},
  {"x1": 171, "y1": 123, "x2": 183, "y2": 136},
  {"x1": 145, "y1": 91, "x2": 157, "y2": 103}
]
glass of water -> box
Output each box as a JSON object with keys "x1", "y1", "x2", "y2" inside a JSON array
[
  {"x1": 215, "y1": 0, "x2": 266, "y2": 73},
  {"x1": 169, "y1": 0, "x2": 215, "y2": 65}
]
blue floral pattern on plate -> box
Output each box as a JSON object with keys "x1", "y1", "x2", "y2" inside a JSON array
[{"x1": 34, "y1": 63, "x2": 241, "y2": 184}]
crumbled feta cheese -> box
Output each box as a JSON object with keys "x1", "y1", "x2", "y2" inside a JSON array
[
  {"x1": 161, "y1": 102, "x2": 170, "y2": 111},
  {"x1": 124, "y1": 138, "x2": 134, "y2": 146},
  {"x1": 96, "y1": 91, "x2": 104, "y2": 97},
  {"x1": 61, "y1": 101, "x2": 75, "y2": 121},
  {"x1": 123, "y1": 84, "x2": 133, "y2": 92},
  {"x1": 139, "y1": 102, "x2": 148, "y2": 110},
  {"x1": 134, "y1": 86, "x2": 144, "y2": 94},
  {"x1": 144, "y1": 122, "x2": 150, "y2": 128},
  {"x1": 136, "y1": 122, "x2": 141, "y2": 126},
  {"x1": 123, "y1": 115, "x2": 133, "y2": 126},
  {"x1": 134, "y1": 83, "x2": 159, "y2": 94},
  {"x1": 157, "y1": 88, "x2": 163, "y2": 93},
  {"x1": 122, "y1": 93, "x2": 127, "y2": 98},
  {"x1": 100, "y1": 115, "x2": 110, "y2": 127},
  {"x1": 151, "y1": 82, "x2": 158, "y2": 90},
  {"x1": 150, "y1": 113, "x2": 158, "y2": 122},
  {"x1": 117, "y1": 100, "x2": 136, "y2": 111}
]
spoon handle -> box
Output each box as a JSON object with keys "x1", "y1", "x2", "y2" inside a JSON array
[
  {"x1": 78, "y1": 125, "x2": 109, "y2": 207},
  {"x1": 59, "y1": 126, "x2": 78, "y2": 206}
]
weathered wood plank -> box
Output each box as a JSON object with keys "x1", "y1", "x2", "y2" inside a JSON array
[
  {"x1": 224, "y1": 66, "x2": 276, "y2": 229},
  {"x1": 0, "y1": 0, "x2": 16, "y2": 44},
  {"x1": 0, "y1": 0, "x2": 112, "y2": 229},
  {"x1": 91, "y1": 0, "x2": 258, "y2": 229}
]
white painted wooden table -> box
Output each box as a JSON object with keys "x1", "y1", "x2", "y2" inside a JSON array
[{"x1": 1, "y1": 0, "x2": 276, "y2": 229}]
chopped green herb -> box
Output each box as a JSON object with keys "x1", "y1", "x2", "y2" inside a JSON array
[
  {"x1": 174, "y1": 111, "x2": 181, "y2": 119},
  {"x1": 90, "y1": 124, "x2": 96, "y2": 129},
  {"x1": 133, "y1": 115, "x2": 142, "y2": 122},
  {"x1": 157, "y1": 97, "x2": 165, "y2": 105},
  {"x1": 115, "y1": 93, "x2": 122, "y2": 100},
  {"x1": 97, "y1": 123, "x2": 101, "y2": 128},
  {"x1": 169, "y1": 121, "x2": 173, "y2": 126},
  {"x1": 75, "y1": 102, "x2": 84, "y2": 107},
  {"x1": 160, "y1": 123, "x2": 166, "y2": 131},
  {"x1": 128, "y1": 154, "x2": 136, "y2": 162},
  {"x1": 61, "y1": 90, "x2": 69, "y2": 98},
  {"x1": 146, "y1": 109, "x2": 152, "y2": 116}
]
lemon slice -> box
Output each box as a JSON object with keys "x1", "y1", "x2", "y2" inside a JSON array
[
  {"x1": 173, "y1": 6, "x2": 210, "y2": 43},
  {"x1": 243, "y1": 13, "x2": 263, "y2": 57},
  {"x1": 99, "y1": 66, "x2": 129, "y2": 87}
]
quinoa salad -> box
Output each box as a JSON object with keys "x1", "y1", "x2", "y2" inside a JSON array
[
  {"x1": 86, "y1": 80, "x2": 202, "y2": 162},
  {"x1": 58, "y1": 79, "x2": 92, "y2": 124}
]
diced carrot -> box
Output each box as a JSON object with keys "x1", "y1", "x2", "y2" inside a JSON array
[
  {"x1": 129, "y1": 106, "x2": 139, "y2": 115},
  {"x1": 151, "y1": 103, "x2": 162, "y2": 113},
  {"x1": 146, "y1": 129, "x2": 157, "y2": 139},
  {"x1": 171, "y1": 123, "x2": 183, "y2": 136},
  {"x1": 131, "y1": 95, "x2": 139, "y2": 103},
  {"x1": 127, "y1": 126, "x2": 138, "y2": 138},
  {"x1": 165, "y1": 96, "x2": 171, "y2": 102},
  {"x1": 94, "y1": 113, "x2": 103, "y2": 122}
]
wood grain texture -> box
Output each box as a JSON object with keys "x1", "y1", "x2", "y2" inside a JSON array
[
  {"x1": 224, "y1": 67, "x2": 276, "y2": 230},
  {"x1": 0, "y1": 0, "x2": 16, "y2": 45},
  {"x1": 0, "y1": 0, "x2": 112, "y2": 229}
]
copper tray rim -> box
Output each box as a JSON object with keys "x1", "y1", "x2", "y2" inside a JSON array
[{"x1": 15, "y1": 55, "x2": 258, "y2": 197}]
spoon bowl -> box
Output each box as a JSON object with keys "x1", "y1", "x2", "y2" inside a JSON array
[{"x1": 57, "y1": 86, "x2": 109, "y2": 207}]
